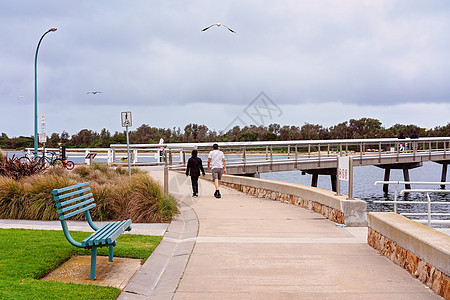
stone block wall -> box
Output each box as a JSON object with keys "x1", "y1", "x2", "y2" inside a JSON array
[
  {"x1": 368, "y1": 212, "x2": 450, "y2": 299},
  {"x1": 220, "y1": 181, "x2": 345, "y2": 224}
]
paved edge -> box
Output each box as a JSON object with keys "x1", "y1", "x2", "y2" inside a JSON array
[{"x1": 119, "y1": 200, "x2": 199, "y2": 300}]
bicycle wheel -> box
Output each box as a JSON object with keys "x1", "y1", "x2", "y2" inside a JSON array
[
  {"x1": 52, "y1": 159, "x2": 65, "y2": 168},
  {"x1": 36, "y1": 156, "x2": 47, "y2": 168},
  {"x1": 65, "y1": 161, "x2": 75, "y2": 170},
  {"x1": 17, "y1": 156, "x2": 31, "y2": 164}
]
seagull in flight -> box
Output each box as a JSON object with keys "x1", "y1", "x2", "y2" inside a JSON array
[
  {"x1": 202, "y1": 23, "x2": 235, "y2": 33},
  {"x1": 17, "y1": 96, "x2": 24, "y2": 100},
  {"x1": 87, "y1": 91, "x2": 102, "y2": 94}
]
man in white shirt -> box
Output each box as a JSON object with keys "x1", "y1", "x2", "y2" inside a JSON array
[{"x1": 208, "y1": 143, "x2": 226, "y2": 198}]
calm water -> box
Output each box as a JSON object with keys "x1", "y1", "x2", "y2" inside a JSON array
[{"x1": 261, "y1": 162, "x2": 450, "y2": 221}]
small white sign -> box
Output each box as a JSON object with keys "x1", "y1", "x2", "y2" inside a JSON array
[
  {"x1": 338, "y1": 156, "x2": 350, "y2": 182},
  {"x1": 39, "y1": 133, "x2": 47, "y2": 143},
  {"x1": 121, "y1": 111, "x2": 132, "y2": 127}
]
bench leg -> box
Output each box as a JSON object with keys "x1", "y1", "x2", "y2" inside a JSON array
[
  {"x1": 91, "y1": 247, "x2": 97, "y2": 280},
  {"x1": 108, "y1": 245, "x2": 114, "y2": 262}
]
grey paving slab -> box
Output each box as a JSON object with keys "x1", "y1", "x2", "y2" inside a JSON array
[{"x1": 144, "y1": 171, "x2": 441, "y2": 300}]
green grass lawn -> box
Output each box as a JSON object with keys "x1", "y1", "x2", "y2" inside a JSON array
[{"x1": 0, "y1": 228, "x2": 162, "y2": 300}]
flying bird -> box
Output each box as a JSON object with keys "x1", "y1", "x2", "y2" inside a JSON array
[
  {"x1": 17, "y1": 96, "x2": 24, "y2": 100},
  {"x1": 87, "y1": 91, "x2": 102, "y2": 94},
  {"x1": 202, "y1": 23, "x2": 235, "y2": 33}
]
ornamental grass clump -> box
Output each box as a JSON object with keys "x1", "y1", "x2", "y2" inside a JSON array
[
  {"x1": 0, "y1": 155, "x2": 47, "y2": 180},
  {"x1": 0, "y1": 163, "x2": 178, "y2": 222}
]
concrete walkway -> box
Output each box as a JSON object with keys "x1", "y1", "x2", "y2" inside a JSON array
[{"x1": 121, "y1": 169, "x2": 441, "y2": 299}]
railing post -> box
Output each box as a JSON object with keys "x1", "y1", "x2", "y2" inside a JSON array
[
  {"x1": 378, "y1": 142, "x2": 382, "y2": 163},
  {"x1": 339, "y1": 144, "x2": 342, "y2": 157},
  {"x1": 270, "y1": 145, "x2": 273, "y2": 171},
  {"x1": 327, "y1": 144, "x2": 330, "y2": 156},
  {"x1": 335, "y1": 157, "x2": 340, "y2": 196},
  {"x1": 287, "y1": 145, "x2": 290, "y2": 159},
  {"x1": 243, "y1": 146, "x2": 246, "y2": 173},
  {"x1": 347, "y1": 157, "x2": 354, "y2": 200},
  {"x1": 426, "y1": 193, "x2": 431, "y2": 226},
  {"x1": 429, "y1": 141, "x2": 432, "y2": 160},
  {"x1": 359, "y1": 143, "x2": 363, "y2": 164},
  {"x1": 133, "y1": 149, "x2": 138, "y2": 164},
  {"x1": 107, "y1": 149, "x2": 112, "y2": 166},
  {"x1": 444, "y1": 141, "x2": 450, "y2": 159},
  {"x1": 308, "y1": 144, "x2": 311, "y2": 158},
  {"x1": 318, "y1": 144, "x2": 321, "y2": 167},
  {"x1": 265, "y1": 146, "x2": 268, "y2": 160},
  {"x1": 396, "y1": 142, "x2": 399, "y2": 162},
  {"x1": 393, "y1": 183, "x2": 398, "y2": 214},
  {"x1": 295, "y1": 144, "x2": 298, "y2": 169},
  {"x1": 164, "y1": 166, "x2": 169, "y2": 194}
]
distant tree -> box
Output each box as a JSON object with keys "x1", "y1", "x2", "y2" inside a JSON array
[
  {"x1": 329, "y1": 121, "x2": 352, "y2": 139},
  {"x1": 10, "y1": 136, "x2": 33, "y2": 149},
  {"x1": 268, "y1": 123, "x2": 281, "y2": 136},
  {"x1": 110, "y1": 131, "x2": 126, "y2": 144},
  {"x1": 47, "y1": 133, "x2": 60, "y2": 148},
  {"x1": 0, "y1": 133, "x2": 11, "y2": 149},
  {"x1": 279, "y1": 125, "x2": 300, "y2": 140},
  {"x1": 348, "y1": 118, "x2": 383, "y2": 139},
  {"x1": 71, "y1": 129, "x2": 99, "y2": 147},
  {"x1": 300, "y1": 123, "x2": 329, "y2": 140}
]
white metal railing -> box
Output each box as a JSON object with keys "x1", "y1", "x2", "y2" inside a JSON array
[
  {"x1": 24, "y1": 137, "x2": 450, "y2": 167},
  {"x1": 109, "y1": 137, "x2": 450, "y2": 167},
  {"x1": 373, "y1": 181, "x2": 450, "y2": 226}
]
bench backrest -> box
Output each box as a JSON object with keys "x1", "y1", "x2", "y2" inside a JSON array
[{"x1": 52, "y1": 182, "x2": 96, "y2": 221}]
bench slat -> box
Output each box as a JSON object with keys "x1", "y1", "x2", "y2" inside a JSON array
[
  {"x1": 59, "y1": 203, "x2": 96, "y2": 220},
  {"x1": 108, "y1": 220, "x2": 132, "y2": 242},
  {"x1": 94, "y1": 221, "x2": 129, "y2": 245},
  {"x1": 81, "y1": 220, "x2": 131, "y2": 247},
  {"x1": 52, "y1": 182, "x2": 89, "y2": 195},
  {"x1": 93, "y1": 221, "x2": 127, "y2": 245},
  {"x1": 54, "y1": 187, "x2": 91, "y2": 201},
  {"x1": 58, "y1": 192, "x2": 94, "y2": 209},
  {"x1": 58, "y1": 197, "x2": 95, "y2": 215},
  {"x1": 82, "y1": 222, "x2": 113, "y2": 246}
]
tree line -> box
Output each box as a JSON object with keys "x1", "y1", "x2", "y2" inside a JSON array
[{"x1": 1, "y1": 118, "x2": 449, "y2": 149}]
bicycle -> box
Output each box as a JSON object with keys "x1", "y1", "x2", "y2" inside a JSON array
[
  {"x1": 17, "y1": 149, "x2": 34, "y2": 164},
  {"x1": 36, "y1": 151, "x2": 59, "y2": 168},
  {"x1": 53, "y1": 158, "x2": 75, "y2": 170}
]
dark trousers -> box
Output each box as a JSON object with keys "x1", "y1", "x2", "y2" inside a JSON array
[{"x1": 191, "y1": 176, "x2": 199, "y2": 194}]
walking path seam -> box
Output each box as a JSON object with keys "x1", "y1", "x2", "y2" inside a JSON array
[{"x1": 119, "y1": 200, "x2": 199, "y2": 300}]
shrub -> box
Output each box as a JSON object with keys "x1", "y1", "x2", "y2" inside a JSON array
[
  {"x1": 0, "y1": 164, "x2": 178, "y2": 223},
  {"x1": 0, "y1": 155, "x2": 47, "y2": 180}
]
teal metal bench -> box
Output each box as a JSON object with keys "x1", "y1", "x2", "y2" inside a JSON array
[{"x1": 52, "y1": 182, "x2": 132, "y2": 280}]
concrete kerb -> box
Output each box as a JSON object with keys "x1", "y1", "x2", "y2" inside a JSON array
[
  {"x1": 205, "y1": 173, "x2": 368, "y2": 226},
  {"x1": 119, "y1": 200, "x2": 199, "y2": 300},
  {"x1": 368, "y1": 212, "x2": 450, "y2": 276}
]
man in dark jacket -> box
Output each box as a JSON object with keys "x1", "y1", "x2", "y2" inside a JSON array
[{"x1": 186, "y1": 149, "x2": 205, "y2": 197}]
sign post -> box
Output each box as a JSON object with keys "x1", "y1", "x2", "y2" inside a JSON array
[
  {"x1": 121, "y1": 111, "x2": 132, "y2": 182},
  {"x1": 337, "y1": 156, "x2": 353, "y2": 199},
  {"x1": 39, "y1": 114, "x2": 47, "y2": 157}
]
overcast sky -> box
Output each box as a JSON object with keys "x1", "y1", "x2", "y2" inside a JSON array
[{"x1": 1, "y1": 0, "x2": 449, "y2": 138}]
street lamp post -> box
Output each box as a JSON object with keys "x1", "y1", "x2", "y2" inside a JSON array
[{"x1": 34, "y1": 28, "x2": 57, "y2": 157}]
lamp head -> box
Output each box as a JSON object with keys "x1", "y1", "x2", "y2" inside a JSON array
[{"x1": 49, "y1": 28, "x2": 57, "y2": 32}]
